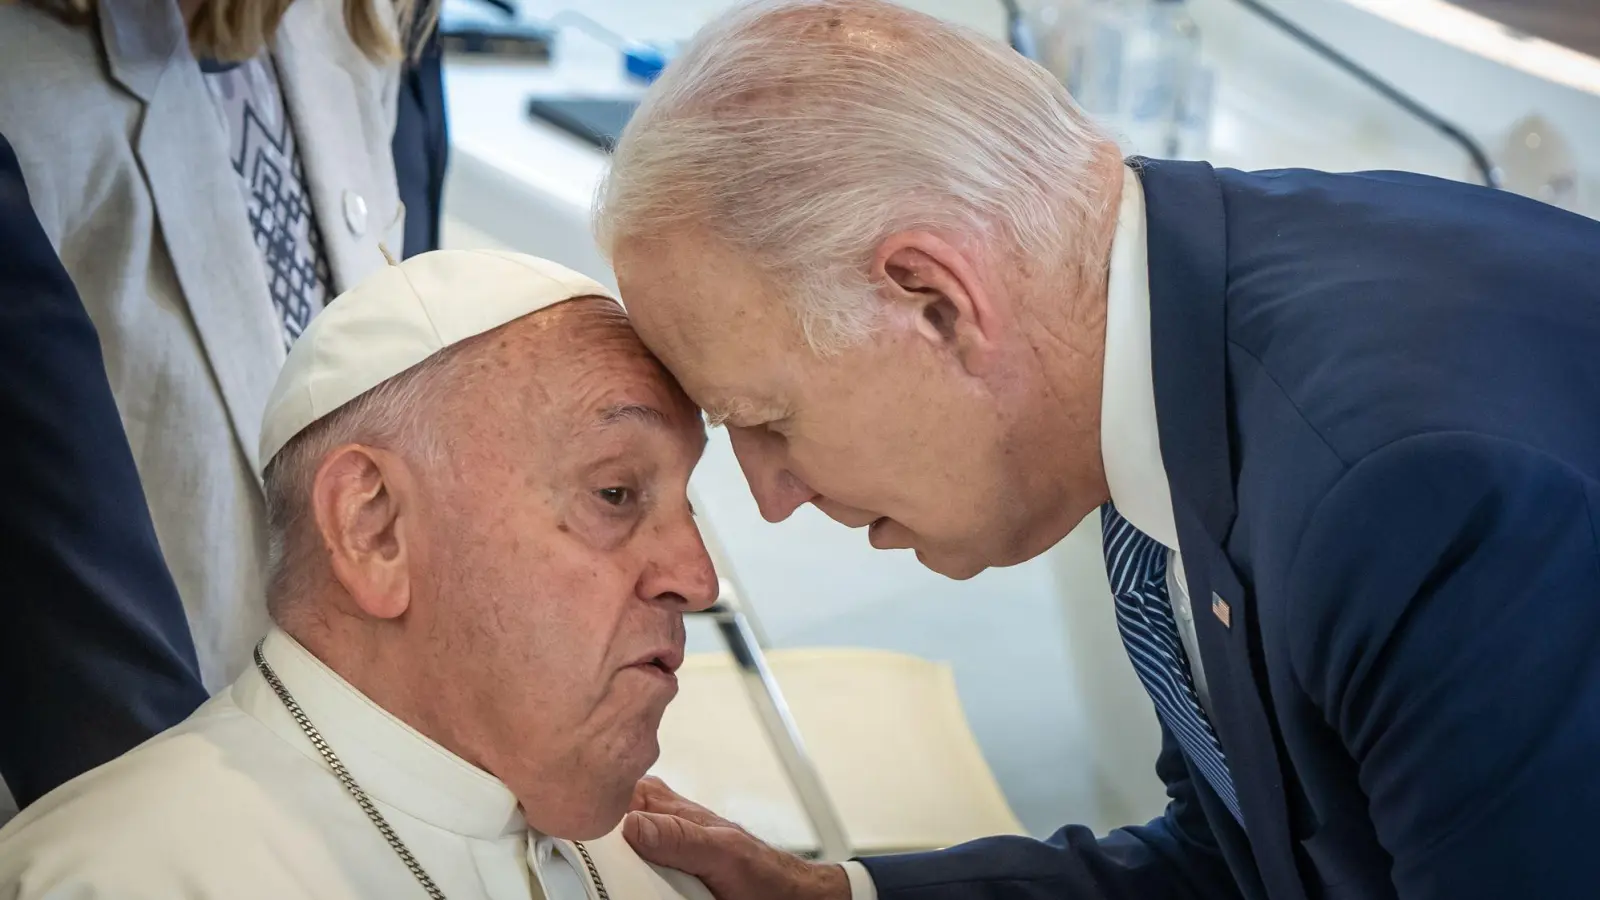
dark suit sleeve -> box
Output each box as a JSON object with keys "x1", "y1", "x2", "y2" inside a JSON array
[
  {"x1": 860, "y1": 724, "x2": 1243, "y2": 899},
  {"x1": 1288, "y1": 433, "x2": 1600, "y2": 899},
  {"x1": 392, "y1": 23, "x2": 448, "y2": 259},
  {"x1": 0, "y1": 133, "x2": 208, "y2": 807}
]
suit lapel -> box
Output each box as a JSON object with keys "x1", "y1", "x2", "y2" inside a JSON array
[
  {"x1": 101, "y1": 0, "x2": 283, "y2": 479},
  {"x1": 1184, "y1": 514, "x2": 1306, "y2": 900},
  {"x1": 273, "y1": 1, "x2": 402, "y2": 291},
  {"x1": 1140, "y1": 159, "x2": 1306, "y2": 900}
]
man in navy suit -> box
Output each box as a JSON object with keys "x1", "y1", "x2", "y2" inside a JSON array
[
  {"x1": 592, "y1": 1, "x2": 1600, "y2": 898},
  {"x1": 393, "y1": 21, "x2": 450, "y2": 259},
  {"x1": 0, "y1": 130, "x2": 209, "y2": 815}
]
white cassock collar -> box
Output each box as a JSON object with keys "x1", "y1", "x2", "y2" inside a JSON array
[
  {"x1": 1099, "y1": 165, "x2": 1181, "y2": 550},
  {"x1": 233, "y1": 627, "x2": 528, "y2": 840}
]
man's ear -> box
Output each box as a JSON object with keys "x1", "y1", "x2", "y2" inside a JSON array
[
  {"x1": 310, "y1": 444, "x2": 416, "y2": 620},
  {"x1": 872, "y1": 231, "x2": 1002, "y2": 376}
]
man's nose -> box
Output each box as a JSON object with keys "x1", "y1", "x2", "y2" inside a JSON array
[
  {"x1": 727, "y1": 427, "x2": 814, "y2": 523},
  {"x1": 643, "y1": 516, "x2": 720, "y2": 613}
]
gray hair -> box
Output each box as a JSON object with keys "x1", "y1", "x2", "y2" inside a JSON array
[
  {"x1": 261, "y1": 342, "x2": 475, "y2": 619},
  {"x1": 595, "y1": 0, "x2": 1111, "y2": 352}
]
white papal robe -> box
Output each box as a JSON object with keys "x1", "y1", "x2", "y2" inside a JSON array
[{"x1": 0, "y1": 628, "x2": 713, "y2": 900}]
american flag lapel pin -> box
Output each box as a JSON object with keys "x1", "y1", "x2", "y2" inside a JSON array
[{"x1": 1211, "y1": 593, "x2": 1232, "y2": 629}]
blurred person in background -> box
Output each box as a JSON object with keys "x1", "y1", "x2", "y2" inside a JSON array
[
  {"x1": 0, "y1": 130, "x2": 208, "y2": 825},
  {"x1": 597, "y1": 2, "x2": 1600, "y2": 899},
  {"x1": 393, "y1": 20, "x2": 449, "y2": 259},
  {"x1": 0, "y1": 0, "x2": 431, "y2": 707}
]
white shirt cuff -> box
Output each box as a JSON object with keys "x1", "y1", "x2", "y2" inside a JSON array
[{"x1": 840, "y1": 861, "x2": 879, "y2": 900}]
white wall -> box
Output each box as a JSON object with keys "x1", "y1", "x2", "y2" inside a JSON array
[{"x1": 1182, "y1": 0, "x2": 1600, "y2": 214}]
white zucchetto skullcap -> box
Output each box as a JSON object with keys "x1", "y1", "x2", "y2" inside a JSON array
[{"x1": 258, "y1": 249, "x2": 617, "y2": 474}]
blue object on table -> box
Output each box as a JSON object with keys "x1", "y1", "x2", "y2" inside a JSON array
[{"x1": 624, "y1": 43, "x2": 670, "y2": 83}]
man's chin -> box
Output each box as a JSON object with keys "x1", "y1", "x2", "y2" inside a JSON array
[
  {"x1": 863, "y1": 521, "x2": 991, "y2": 579},
  {"x1": 553, "y1": 744, "x2": 660, "y2": 840},
  {"x1": 624, "y1": 727, "x2": 663, "y2": 778},
  {"x1": 914, "y1": 548, "x2": 990, "y2": 581}
]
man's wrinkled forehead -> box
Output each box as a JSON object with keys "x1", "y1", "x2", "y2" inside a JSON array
[
  {"x1": 613, "y1": 237, "x2": 805, "y2": 419},
  {"x1": 614, "y1": 231, "x2": 796, "y2": 333},
  {"x1": 524, "y1": 303, "x2": 706, "y2": 443}
]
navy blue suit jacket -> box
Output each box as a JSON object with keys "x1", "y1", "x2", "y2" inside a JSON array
[
  {"x1": 862, "y1": 161, "x2": 1600, "y2": 899},
  {"x1": 0, "y1": 132, "x2": 208, "y2": 808},
  {"x1": 393, "y1": 24, "x2": 448, "y2": 258}
]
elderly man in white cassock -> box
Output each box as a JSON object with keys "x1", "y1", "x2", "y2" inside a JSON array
[{"x1": 0, "y1": 250, "x2": 721, "y2": 900}]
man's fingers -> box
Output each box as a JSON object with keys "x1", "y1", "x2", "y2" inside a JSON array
[
  {"x1": 633, "y1": 775, "x2": 677, "y2": 809},
  {"x1": 625, "y1": 809, "x2": 845, "y2": 900},
  {"x1": 632, "y1": 778, "x2": 730, "y2": 828},
  {"x1": 623, "y1": 811, "x2": 730, "y2": 877},
  {"x1": 629, "y1": 778, "x2": 660, "y2": 812}
]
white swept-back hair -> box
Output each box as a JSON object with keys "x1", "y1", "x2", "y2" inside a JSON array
[{"x1": 596, "y1": 0, "x2": 1112, "y2": 352}]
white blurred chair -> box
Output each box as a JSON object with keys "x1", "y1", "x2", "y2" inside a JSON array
[{"x1": 651, "y1": 644, "x2": 1024, "y2": 857}]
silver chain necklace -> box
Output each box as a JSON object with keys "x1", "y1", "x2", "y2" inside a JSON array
[{"x1": 253, "y1": 640, "x2": 610, "y2": 900}]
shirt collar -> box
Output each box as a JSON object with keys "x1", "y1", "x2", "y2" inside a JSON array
[
  {"x1": 233, "y1": 627, "x2": 527, "y2": 840},
  {"x1": 1100, "y1": 165, "x2": 1181, "y2": 551}
]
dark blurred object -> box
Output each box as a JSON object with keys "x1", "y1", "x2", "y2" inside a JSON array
[
  {"x1": 438, "y1": 0, "x2": 552, "y2": 61},
  {"x1": 1447, "y1": 0, "x2": 1600, "y2": 59},
  {"x1": 526, "y1": 96, "x2": 639, "y2": 149},
  {"x1": 394, "y1": 23, "x2": 451, "y2": 257},
  {"x1": 458, "y1": 0, "x2": 516, "y2": 15},
  {"x1": 439, "y1": 26, "x2": 554, "y2": 61},
  {"x1": 0, "y1": 130, "x2": 208, "y2": 810},
  {"x1": 998, "y1": 0, "x2": 1038, "y2": 59}
]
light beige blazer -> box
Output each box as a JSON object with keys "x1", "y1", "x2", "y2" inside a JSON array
[{"x1": 0, "y1": 0, "x2": 405, "y2": 690}]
